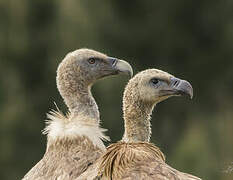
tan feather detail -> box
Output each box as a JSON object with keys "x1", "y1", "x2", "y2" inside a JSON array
[
  {"x1": 97, "y1": 142, "x2": 165, "y2": 179},
  {"x1": 95, "y1": 141, "x2": 201, "y2": 180},
  {"x1": 23, "y1": 136, "x2": 104, "y2": 180},
  {"x1": 121, "y1": 160, "x2": 202, "y2": 180}
]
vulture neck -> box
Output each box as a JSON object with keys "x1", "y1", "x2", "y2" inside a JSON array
[
  {"x1": 64, "y1": 84, "x2": 100, "y2": 124},
  {"x1": 45, "y1": 81, "x2": 107, "y2": 150},
  {"x1": 123, "y1": 98, "x2": 155, "y2": 142}
]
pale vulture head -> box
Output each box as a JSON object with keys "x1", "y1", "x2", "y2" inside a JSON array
[
  {"x1": 56, "y1": 48, "x2": 133, "y2": 112},
  {"x1": 124, "y1": 69, "x2": 193, "y2": 106}
]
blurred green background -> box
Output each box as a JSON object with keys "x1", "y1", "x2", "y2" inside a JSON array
[{"x1": 0, "y1": 0, "x2": 233, "y2": 179}]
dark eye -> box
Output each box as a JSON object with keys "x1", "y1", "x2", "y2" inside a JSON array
[
  {"x1": 88, "y1": 58, "x2": 96, "y2": 64},
  {"x1": 151, "y1": 78, "x2": 159, "y2": 85}
]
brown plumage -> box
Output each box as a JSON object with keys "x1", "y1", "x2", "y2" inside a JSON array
[
  {"x1": 98, "y1": 142, "x2": 165, "y2": 179},
  {"x1": 93, "y1": 69, "x2": 201, "y2": 180},
  {"x1": 22, "y1": 49, "x2": 133, "y2": 180}
]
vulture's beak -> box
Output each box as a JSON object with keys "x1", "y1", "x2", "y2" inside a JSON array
[
  {"x1": 169, "y1": 77, "x2": 193, "y2": 99},
  {"x1": 108, "y1": 57, "x2": 133, "y2": 77}
]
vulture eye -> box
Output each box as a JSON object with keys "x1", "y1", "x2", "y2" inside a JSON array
[
  {"x1": 151, "y1": 78, "x2": 159, "y2": 85},
  {"x1": 88, "y1": 58, "x2": 96, "y2": 64}
]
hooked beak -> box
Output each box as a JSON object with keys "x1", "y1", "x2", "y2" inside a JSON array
[
  {"x1": 108, "y1": 57, "x2": 133, "y2": 77},
  {"x1": 169, "y1": 77, "x2": 193, "y2": 99},
  {"x1": 160, "y1": 77, "x2": 193, "y2": 99}
]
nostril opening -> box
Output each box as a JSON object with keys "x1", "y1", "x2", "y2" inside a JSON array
[
  {"x1": 108, "y1": 57, "x2": 117, "y2": 66},
  {"x1": 174, "y1": 80, "x2": 179, "y2": 87},
  {"x1": 112, "y1": 59, "x2": 117, "y2": 66},
  {"x1": 171, "y1": 77, "x2": 181, "y2": 87}
]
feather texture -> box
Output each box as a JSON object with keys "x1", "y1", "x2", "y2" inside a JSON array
[
  {"x1": 96, "y1": 142, "x2": 201, "y2": 180},
  {"x1": 23, "y1": 110, "x2": 106, "y2": 180},
  {"x1": 43, "y1": 109, "x2": 109, "y2": 150},
  {"x1": 98, "y1": 142, "x2": 165, "y2": 179}
]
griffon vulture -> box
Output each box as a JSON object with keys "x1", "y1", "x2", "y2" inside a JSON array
[
  {"x1": 92, "y1": 69, "x2": 201, "y2": 180},
  {"x1": 22, "y1": 49, "x2": 133, "y2": 180}
]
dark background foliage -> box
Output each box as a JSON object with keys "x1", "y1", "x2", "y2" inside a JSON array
[{"x1": 0, "y1": 0, "x2": 232, "y2": 179}]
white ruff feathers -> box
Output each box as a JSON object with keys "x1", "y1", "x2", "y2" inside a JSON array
[{"x1": 43, "y1": 109, "x2": 109, "y2": 150}]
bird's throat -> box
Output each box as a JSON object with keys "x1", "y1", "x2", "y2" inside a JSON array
[
  {"x1": 123, "y1": 100, "x2": 154, "y2": 142},
  {"x1": 63, "y1": 85, "x2": 100, "y2": 124}
]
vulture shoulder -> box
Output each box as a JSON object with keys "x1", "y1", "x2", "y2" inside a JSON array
[
  {"x1": 120, "y1": 160, "x2": 201, "y2": 180},
  {"x1": 96, "y1": 142, "x2": 201, "y2": 180},
  {"x1": 23, "y1": 111, "x2": 105, "y2": 180},
  {"x1": 75, "y1": 142, "x2": 164, "y2": 180}
]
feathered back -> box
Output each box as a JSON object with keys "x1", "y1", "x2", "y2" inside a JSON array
[{"x1": 97, "y1": 142, "x2": 165, "y2": 179}]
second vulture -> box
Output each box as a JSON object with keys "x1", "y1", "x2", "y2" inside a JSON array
[{"x1": 82, "y1": 69, "x2": 201, "y2": 180}]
